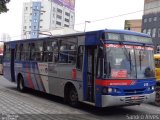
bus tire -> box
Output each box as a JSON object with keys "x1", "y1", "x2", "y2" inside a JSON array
[
  {"x1": 68, "y1": 86, "x2": 79, "y2": 107},
  {"x1": 155, "y1": 86, "x2": 160, "y2": 106},
  {"x1": 17, "y1": 75, "x2": 25, "y2": 92}
]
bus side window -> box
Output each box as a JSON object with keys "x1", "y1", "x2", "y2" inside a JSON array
[
  {"x1": 43, "y1": 40, "x2": 56, "y2": 62},
  {"x1": 21, "y1": 43, "x2": 30, "y2": 61},
  {"x1": 4, "y1": 44, "x2": 11, "y2": 61},
  {"x1": 34, "y1": 41, "x2": 43, "y2": 61},
  {"x1": 96, "y1": 47, "x2": 104, "y2": 78},
  {"x1": 19, "y1": 44, "x2": 23, "y2": 61},
  {"x1": 30, "y1": 43, "x2": 36, "y2": 61},
  {"x1": 15, "y1": 44, "x2": 20, "y2": 61},
  {"x1": 77, "y1": 46, "x2": 84, "y2": 70},
  {"x1": 59, "y1": 37, "x2": 77, "y2": 64}
]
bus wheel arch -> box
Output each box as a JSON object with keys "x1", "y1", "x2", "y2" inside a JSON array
[
  {"x1": 17, "y1": 74, "x2": 25, "y2": 92},
  {"x1": 64, "y1": 82, "x2": 79, "y2": 107}
]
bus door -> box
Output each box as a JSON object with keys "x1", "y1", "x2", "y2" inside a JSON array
[
  {"x1": 85, "y1": 46, "x2": 97, "y2": 102},
  {"x1": 10, "y1": 48, "x2": 15, "y2": 82}
]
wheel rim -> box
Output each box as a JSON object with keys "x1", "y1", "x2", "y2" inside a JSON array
[
  {"x1": 19, "y1": 77, "x2": 24, "y2": 91},
  {"x1": 70, "y1": 91, "x2": 77, "y2": 102},
  {"x1": 69, "y1": 89, "x2": 78, "y2": 106}
]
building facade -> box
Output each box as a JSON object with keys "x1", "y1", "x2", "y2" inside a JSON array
[
  {"x1": 124, "y1": 19, "x2": 142, "y2": 33},
  {"x1": 142, "y1": 0, "x2": 160, "y2": 52},
  {"x1": 22, "y1": 0, "x2": 75, "y2": 39}
]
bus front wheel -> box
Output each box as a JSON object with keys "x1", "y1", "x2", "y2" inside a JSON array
[
  {"x1": 17, "y1": 75, "x2": 25, "y2": 92},
  {"x1": 69, "y1": 87, "x2": 79, "y2": 107},
  {"x1": 155, "y1": 86, "x2": 160, "y2": 106}
]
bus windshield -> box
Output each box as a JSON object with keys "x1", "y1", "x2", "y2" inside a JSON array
[{"x1": 103, "y1": 44, "x2": 155, "y2": 79}]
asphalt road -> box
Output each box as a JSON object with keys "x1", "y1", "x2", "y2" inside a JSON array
[{"x1": 0, "y1": 76, "x2": 159, "y2": 120}]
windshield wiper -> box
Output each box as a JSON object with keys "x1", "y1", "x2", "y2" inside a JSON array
[
  {"x1": 139, "y1": 50, "x2": 142, "y2": 71},
  {"x1": 120, "y1": 42, "x2": 132, "y2": 72}
]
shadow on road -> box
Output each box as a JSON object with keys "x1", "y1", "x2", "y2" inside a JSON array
[{"x1": 6, "y1": 86, "x2": 144, "y2": 117}]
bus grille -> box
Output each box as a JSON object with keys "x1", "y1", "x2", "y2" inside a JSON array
[
  {"x1": 124, "y1": 88, "x2": 145, "y2": 95},
  {"x1": 125, "y1": 96, "x2": 145, "y2": 104}
]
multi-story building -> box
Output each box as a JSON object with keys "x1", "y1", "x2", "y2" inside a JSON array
[
  {"x1": 22, "y1": 0, "x2": 75, "y2": 39},
  {"x1": 142, "y1": 0, "x2": 160, "y2": 52},
  {"x1": 124, "y1": 19, "x2": 142, "y2": 32}
]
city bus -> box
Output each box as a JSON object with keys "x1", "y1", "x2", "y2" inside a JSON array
[
  {"x1": 3, "y1": 29, "x2": 156, "y2": 107},
  {"x1": 153, "y1": 54, "x2": 160, "y2": 106}
]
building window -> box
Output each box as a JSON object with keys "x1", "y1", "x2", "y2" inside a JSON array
[
  {"x1": 64, "y1": 24, "x2": 69, "y2": 27},
  {"x1": 32, "y1": 32, "x2": 36, "y2": 35},
  {"x1": 152, "y1": 28, "x2": 156, "y2": 38},
  {"x1": 57, "y1": 8, "x2": 62, "y2": 13},
  {"x1": 147, "y1": 29, "x2": 151, "y2": 36},
  {"x1": 154, "y1": 17, "x2": 157, "y2": 21},
  {"x1": 24, "y1": 26, "x2": 27, "y2": 29},
  {"x1": 65, "y1": 18, "x2": 69, "y2": 22},
  {"x1": 53, "y1": 7, "x2": 55, "y2": 12},
  {"x1": 25, "y1": 7, "x2": 28, "y2": 11},
  {"x1": 65, "y1": 12, "x2": 70, "y2": 16},
  {"x1": 149, "y1": 18, "x2": 152, "y2": 22},
  {"x1": 144, "y1": 18, "x2": 147, "y2": 23},
  {"x1": 35, "y1": 6, "x2": 39, "y2": 10},
  {"x1": 34, "y1": 13, "x2": 37, "y2": 16},
  {"x1": 33, "y1": 26, "x2": 37, "y2": 29},
  {"x1": 56, "y1": 21, "x2": 61, "y2": 25},
  {"x1": 33, "y1": 19, "x2": 37, "y2": 23},
  {"x1": 57, "y1": 15, "x2": 62, "y2": 19}
]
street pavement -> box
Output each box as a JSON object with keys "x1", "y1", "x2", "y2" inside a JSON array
[{"x1": 0, "y1": 76, "x2": 159, "y2": 120}]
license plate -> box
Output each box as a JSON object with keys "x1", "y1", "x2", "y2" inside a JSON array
[{"x1": 131, "y1": 96, "x2": 139, "y2": 100}]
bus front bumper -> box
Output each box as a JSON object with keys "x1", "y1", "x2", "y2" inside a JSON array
[{"x1": 101, "y1": 92, "x2": 155, "y2": 107}]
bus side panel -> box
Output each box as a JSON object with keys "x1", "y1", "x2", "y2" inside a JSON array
[
  {"x1": 14, "y1": 62, "x2": 47, "y2": 92},
  {"x1": 3, "y1": 62, "x2": 12, "y2": 81},
  {"x1": 48, "y1": 63, "x2": 83, "y2": 101}
]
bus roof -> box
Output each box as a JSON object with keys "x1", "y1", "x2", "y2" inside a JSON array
[
  {"x1": 154, "y1": 54, "x2": 160, "y2": 59},
  {"x1": 104, "y1": 29, "x2": 151, "y2": 38},
  {"x1": 4, "y1": 29, "x2": 151, "y2": 44}
]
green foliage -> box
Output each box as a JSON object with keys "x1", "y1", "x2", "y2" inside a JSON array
[{"x1": 0, "y1": 0, "x2": 10, "y2": 14}]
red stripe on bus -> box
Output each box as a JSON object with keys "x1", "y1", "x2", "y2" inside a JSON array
[
  {"x1": 96, "y1": 79, "x2": 133, "y2": 86},
  {"x1": 26, "y1": 64, "x2": 34, "y2": 89}
]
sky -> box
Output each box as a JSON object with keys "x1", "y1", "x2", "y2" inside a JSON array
[{"x1": 0, "y1": 0, "x2": 144, "y2": 40}]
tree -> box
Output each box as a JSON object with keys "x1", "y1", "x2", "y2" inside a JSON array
[{"x1": 0, "y1": 0, "x2": 10, "y2": 14}]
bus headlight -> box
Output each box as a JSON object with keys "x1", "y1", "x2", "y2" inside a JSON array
[
  {"x1": 108, "y1": 88, "x2": 113, "y2": 93},
  {"x1": 102, "y1": 87, "x2": 120, "y2": 94},
  {"x1": 151, "y1": 86, "x2": 155, "y2": 91},
  {"x1": 147, "y1": 86, "x2": 155, "y2": 91}
]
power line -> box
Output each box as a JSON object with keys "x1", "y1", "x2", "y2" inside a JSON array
[
  {"x1": 73, "y1": 5, "x2": 160, "y2": 26},
  {"x1": 5, "y1": 4, "x2": 160, "y2": 39}
]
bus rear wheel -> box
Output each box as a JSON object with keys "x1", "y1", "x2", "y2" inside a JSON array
[
  {"x1": 17, "y1": 75, "x2": 25, "y2": 92},
  {"x1": 155, "y1": 86, "x2": 160, "y2": 106},
  {"x1": 69, "y1": 87, "x2": 79, "y2": 107}
]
